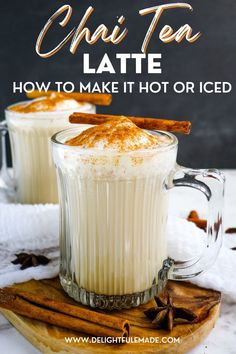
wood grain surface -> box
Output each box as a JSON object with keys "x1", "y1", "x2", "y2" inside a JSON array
[{"x1": 0, "y1": 278, "x2": 221, "y2": 353}]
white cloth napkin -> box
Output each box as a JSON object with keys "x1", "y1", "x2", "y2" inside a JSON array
[
  {"x1": 167, "y1": 216, "x2": 236, "y2": 302},
  {"x1": 0, "y1": 204, "x2": 59, "y2": 286},
  {"x1": 0, "y1": 203, "x2": 236, "y2": 302}
]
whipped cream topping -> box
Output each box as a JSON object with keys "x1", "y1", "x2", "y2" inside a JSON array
[
  {"x1": 10, "y1": 93, "x2": 83, "y2": 113},
  {"x1": 65, "y1": 118, "x2": 170, "y2": 152}
]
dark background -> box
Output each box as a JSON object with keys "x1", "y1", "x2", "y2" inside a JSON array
[{"x1": 1, "y1": 0, "x2": 235, "y2": 168}]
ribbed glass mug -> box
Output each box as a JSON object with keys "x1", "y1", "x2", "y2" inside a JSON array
[
  {"x1": 0, "y1": 102, "x2": 95, "y2": 204},
  {"x1": 52, "y1": 127, "x2": 225, "y2": 310}
]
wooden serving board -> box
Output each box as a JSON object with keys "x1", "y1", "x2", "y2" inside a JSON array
[{"x1": 0, "y1": 278, "x2": 220, "y2": 354}]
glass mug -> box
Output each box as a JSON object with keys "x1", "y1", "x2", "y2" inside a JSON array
[
  {"x1": 0, "y1": 102, "x2": 95, "y2": 204},
  {"x1": 52, "y1": 127, "x2": 225, "y2": 310}
]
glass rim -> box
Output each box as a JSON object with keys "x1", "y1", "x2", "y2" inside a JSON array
[
  {"x1": 5, "y1": 100, "x2": 95, "y2": 117},
  {"x1": 51, "y1": 126, "x2": 178, "y2": 154}
]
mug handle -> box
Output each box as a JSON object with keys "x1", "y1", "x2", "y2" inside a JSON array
[
  {"x1": 166, "y1": 164, "x2": 225, "y2": 280},
  {"x1": 0, "y1": 120, "x2": 15, "y2": 191}
]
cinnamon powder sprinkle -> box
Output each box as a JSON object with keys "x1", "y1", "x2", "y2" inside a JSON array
[
  {"x1": 65, "y1": 118, "x2": 169, "y2": 152},
  {"x1": 10, "y1": 93, "x2": 84, "y2": 113}
]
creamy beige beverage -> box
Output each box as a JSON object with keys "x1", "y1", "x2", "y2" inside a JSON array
[
  {"x1": 5, "y1": 94, "x2": 95, "y2": 204},
  {"x1": 52, "y1": 119, "x2": 177, "y2": 299}
]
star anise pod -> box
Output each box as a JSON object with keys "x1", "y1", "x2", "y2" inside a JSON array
[
  {"x1": 144, "y1": 293, "x2": 197, "y2": 331},
  {"x1": 11, "y1": 253, "x2": 50, "y2": 270}
]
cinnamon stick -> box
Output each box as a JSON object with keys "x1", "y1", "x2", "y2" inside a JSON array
[
  {"x1": 187, "y1": 210, "x2": 207, "y2": 231},
  {"x1": 188, "y1": 218, "x2": 207, "y2": 230},
  {"x1": 187, "y1": 210, "x2": 199, "y2": 220},
  {"x1": 0, "y1": 288, "x2": 129, "y2": 338},
  {"x1": 225, "y1": 228, "x2": 236, "y2": 234},
  {"x1": 26, "y1": 91, "x2": 112, "y2": 106},
  {"x1": 69, "y1": 113, "x2": 191, "y2": 135}
]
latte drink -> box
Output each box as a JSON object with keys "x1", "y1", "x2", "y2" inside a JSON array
[
  {"x1": 52, "y1": 118, "x2": 177, "y2": 306},
  {"x1": 6, "y1": 94, "x2": 95, "y2": 204}
]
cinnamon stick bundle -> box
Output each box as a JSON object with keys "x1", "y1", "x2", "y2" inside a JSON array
[
  {"x1": 26, "y1": 91, "x2": 112, "y2": 106},
  {"x1": 69, "y1": 113, "x2": 191, "y2": 135},
  {"x1": 0, "y1": 288, "x2": 129, "y2": 338}
]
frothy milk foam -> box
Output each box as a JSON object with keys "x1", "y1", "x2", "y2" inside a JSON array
[
  {"x1": 54, "y1": 119, "x2": 177, "y2": 295},
  {"x1": 6, "y1": 94, "x2": 95, "y2": 203}
]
